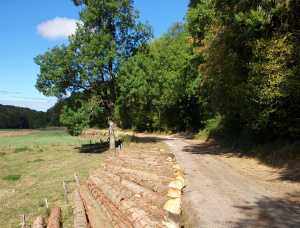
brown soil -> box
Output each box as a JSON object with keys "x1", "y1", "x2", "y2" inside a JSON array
[{"x1": 0, "y1": 129, "x2": 40, "y2": 138}]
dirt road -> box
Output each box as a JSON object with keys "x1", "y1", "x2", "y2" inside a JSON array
[{"x1": 164, "y1": 137, "x2": 300, "y2": 228}]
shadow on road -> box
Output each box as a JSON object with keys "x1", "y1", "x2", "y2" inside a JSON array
[
  {"x1": 181, "y1": 141, "x2": 300, "y2": 183},
  {"x1": 234, "y1": 196, "x2": 300, "y2": 228}
]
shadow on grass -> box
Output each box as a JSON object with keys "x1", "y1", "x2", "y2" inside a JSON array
[
  {"x1": 121, "y1": 135, "x2": 161, "y2": 144},
  {"x1": 74, "y1": 142, "x2": 110, "y2": 154}
]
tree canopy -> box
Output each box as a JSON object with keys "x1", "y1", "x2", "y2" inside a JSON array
[
  {"x1": 34, "y1": 0, "x2": 152, "y2": 147},
  {"x1": 34, "y1": 0, "x2": 300, "y2": 147}
]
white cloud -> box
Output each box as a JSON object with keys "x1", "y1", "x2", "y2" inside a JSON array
[{"x1": 37, "y1": 17, "x2": 80, "y2": 40}]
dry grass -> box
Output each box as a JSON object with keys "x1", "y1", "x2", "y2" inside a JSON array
[
  {"x1": 0, "y1": 129, "x2": 40, "y2": 139},
  {"x1": 0, "y1": 144, "x2": 108, "y2": 227}
]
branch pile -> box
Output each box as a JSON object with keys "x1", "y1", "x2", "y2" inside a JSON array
[{"x1": 74, "y1": 147, "x2": 185, "y2": 228}]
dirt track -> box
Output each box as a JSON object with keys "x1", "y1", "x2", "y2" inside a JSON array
[{"x1": 164, "y1": 137, "x2": 300, "y2": 228}]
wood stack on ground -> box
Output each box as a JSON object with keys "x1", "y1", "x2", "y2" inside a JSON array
[
  {"x1": 31, "y1": 207, "x2": 62, "y2": 228},
  {"x1": 74, "y1": 147, "x2": 185, "y2": 228}
]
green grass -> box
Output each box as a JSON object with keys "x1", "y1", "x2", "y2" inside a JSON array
[
  {"x1": 0, "y1": 130, "x2": 92, "y2": 149},
  {"x1": 2, "y1": 174, "x2": 21, "y2": 181},
  {"x1": 13, "y1": 147, "x2": 33, "y2": 153},
  {"x1": 0, "y1": 142, "x2": 108, "y2": 227}
]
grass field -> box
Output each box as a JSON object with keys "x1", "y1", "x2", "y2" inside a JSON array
[
  {"x1": 0, "y1": 130, "x2": 98, "y2": 149},
  {"x1": 0, "y1": 130, "x2": 110, "y2": 227}
]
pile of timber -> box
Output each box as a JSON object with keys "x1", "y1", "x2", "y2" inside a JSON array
[
  {"x1": 73, "y1": 147, "x2": 185, "y2": 228},
  {"x1": 31, "y1": 207, "x2": 61, "y2": 228}
]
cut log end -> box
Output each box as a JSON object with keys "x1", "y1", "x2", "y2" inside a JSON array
[
  {"x1": 32, "y1": 216, "x2": 46, "y2": 228},
  {"x1": 176, "y1": 175, "x2": 186, "y2": 187},
  {"x1": 167, "y1": 188, "x2": 182, "y2": 198},
  {"x1": 163, "y1": 198, "x2": 182, "y2": 215},
  {"x1": 168, "y1": 180, "x2": 183, "y2": 190}
]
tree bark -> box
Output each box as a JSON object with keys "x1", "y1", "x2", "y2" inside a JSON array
[
  {"x1": 47, "y1": 207, "x2": 61, "y2": 228},
  {"x1": 73, "y1": 190, "x2": 88, "y2": 228},
  {"x1": 109, "y1": 117, "x2": 115, "y2": 150},
  {"x1": 85, "y1": 177, "x2": 165, "y2": 227}
]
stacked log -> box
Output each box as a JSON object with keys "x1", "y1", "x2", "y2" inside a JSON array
[{"x1": 73, "y1": 147, "x2": 185, "y2": 228}]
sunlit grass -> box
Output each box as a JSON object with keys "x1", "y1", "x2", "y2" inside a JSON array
[
  {"x1": 0, "y1": 130, "x2": 92, "y2": 149},
  {"x1": 0, "y1": 144, "x2": 108, "y2": 227}
]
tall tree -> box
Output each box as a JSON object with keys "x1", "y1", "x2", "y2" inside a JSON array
[
  {"x1": 34, "y1": 0, "x2": 152, "y2": 149},
  {"x1": 187, "y1": 0, "x2": 300, "y2": 141},
  {"x1": 117, "y1": 22, "x2": 206, "y2": 132}
]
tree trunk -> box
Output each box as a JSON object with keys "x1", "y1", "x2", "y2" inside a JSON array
[
  {"x1": 109, "y1": 117, "x2": 115, "y2": 150},
  {"x1": 108, "y1": 59, "x2": 116, "y2": 151}
]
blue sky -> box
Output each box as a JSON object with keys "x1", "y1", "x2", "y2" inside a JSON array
[{"x1": 0, "y1": 0, "x2": 189, "y2": 112}]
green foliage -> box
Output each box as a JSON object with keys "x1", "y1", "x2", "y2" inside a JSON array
[
  {"x1": 117, "y1": 22, "x2": 209, "y2": 133},
  {"x1": 0, "y1": 104, "x2": 46, "y2": 129},
  {"x1": 34, "y1": 0, "x2": 152, "y2": 144},
  {"x1": 187, "y1": 0, "x2": 300, "y2": 142},
  {"x1": 2, "y1": 174, "x2": 21, "y2": 181},
  {"x1": 195, "y1": 117, "x2": 222, "y2": 141},
  {"x1": 61, "y1": 206, "x2": 73, "y2": 223},
  {"x1": 60, "y1": 102, "x2": 90, "y2": 136}
]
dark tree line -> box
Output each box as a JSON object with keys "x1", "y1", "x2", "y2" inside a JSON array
[{"x1": 0, "y1": 104, "x2": 46, "y2": 129}]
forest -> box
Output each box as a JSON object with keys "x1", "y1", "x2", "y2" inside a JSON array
[
  {"x1": 31, "y1": 0, "x2": 300, "y2": 147},
  {"x1": 0, "y1": 104, "x2": 47, "y2": 129}
]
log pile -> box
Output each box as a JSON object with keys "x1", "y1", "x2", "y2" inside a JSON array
[{"x1": 74, "y1": 147, "x2": 185, "y2": 228}]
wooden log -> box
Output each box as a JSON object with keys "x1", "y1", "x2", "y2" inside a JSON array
[
  {"x1": 47, "y1": 207, "x2": 61, "y2": 228},
  {"x1": 86, "y1": 177, "x2": 165, "y2": 227},
  {"x1": 168, "y1": 180, "x2": 184, "y2": 190},
  {"x1": 102, "y1": 158, "x2": 175, "y2": 178},
  {"x1": 79, "y1": 185, "x2": 113, "y2": 228},
  {"x1": 166, "y1": 153, "x2": 176, "y2": 162},
  {"x1": 101, "y1": 162, "x2": 174, "y2": 185},
  {"x1": 167, "y1": 188, "x2": 182, "y2": 198},
  {"x1": 162, "y1": 211, "x2": 181, "y2": 228},
  {"x1": 32, "y1": 217, "x2": 46, "y2": 228},
  {"x1": 121, "y1": 175, "x2": 171, "y2": 194},
  {"x1": 163, "y1": 198, "x2": 182, "y2": 215},
  {"x1": 116, "y1": 154, "x2": 166, "y2": 163},
  {"x1": 87, "y1": 183, "x2": 133, "y2": 228},
  {"x1": 176, "y1": 175, "x2": 186, "y2": 187},
  {"x1": 91, "y1": 172, "x2": 168, "y2": 220},
  {"x1": 72, "y1": 190, "x2": 88, "y2": 228}
]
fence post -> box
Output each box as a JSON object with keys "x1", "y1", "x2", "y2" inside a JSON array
[
  {"x1": 74, "y1": 173, "x2": 80, "y2": 187},
  {"x1": 20, "y1": 214, "x2": 25, "y2": 228},
  {"x1": 45, "y1": 198, "x2": 49, "y2": 208},
  {"x1": 63, "y1": 181, "x2": 69, "y2": 204}
]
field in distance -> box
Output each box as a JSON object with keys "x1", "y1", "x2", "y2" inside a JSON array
[{"x1": 0, "y1": 129, "x2": 99, "y2": 149}]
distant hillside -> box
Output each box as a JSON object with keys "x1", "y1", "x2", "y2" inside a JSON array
[{"x1": 0, "y1": 104, "x2": 47, "y2": 129}]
